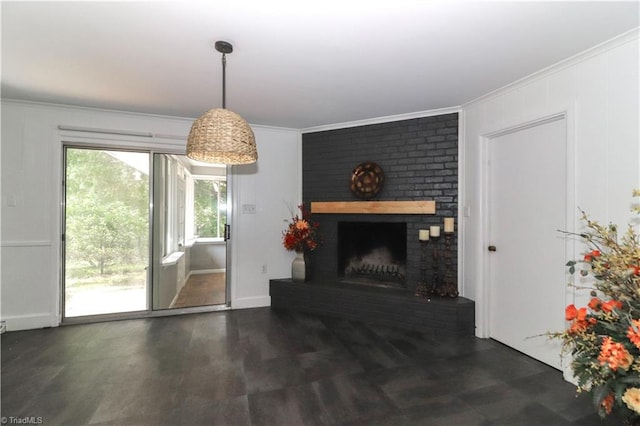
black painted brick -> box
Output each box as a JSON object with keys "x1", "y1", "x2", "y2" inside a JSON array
[
  {"x1": 270, "y1": 279, "x2": 474, "y2": 336},
  {"x1": 302, "y1": 113, "x2": 458, "y2": 292}
]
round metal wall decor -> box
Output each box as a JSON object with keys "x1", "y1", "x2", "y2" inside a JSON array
[{"x1": 350, "y1": 161, "x2": 384, "y2": 199}]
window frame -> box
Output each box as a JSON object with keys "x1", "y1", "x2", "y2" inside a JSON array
[{"x1": 191, "y1": 174, "x2": 227, "y2": 241}]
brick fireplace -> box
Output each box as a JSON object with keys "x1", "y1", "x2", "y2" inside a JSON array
[
  {"x1": 269, "y1": 112, "x2": 475, "y2": 336},
  {"x1": 302, "y1": 113, "x2": 459, "y2": 292}
]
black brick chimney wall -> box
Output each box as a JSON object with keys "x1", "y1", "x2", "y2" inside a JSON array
[{"x1": 302, "y1": 113, "x2": 458, "y2": 292}]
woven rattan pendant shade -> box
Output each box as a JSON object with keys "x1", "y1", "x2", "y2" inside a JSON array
[
  {"x1": 187, "y1": 108, "x2": 257, "y2": 164},
  {"x1": 187, "y1": 40, "x2": 257, "y2": 165}
]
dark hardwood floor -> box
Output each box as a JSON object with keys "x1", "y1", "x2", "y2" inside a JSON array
[{"x1": 1, "y1": 307, "x2": 624, "y2": 425}]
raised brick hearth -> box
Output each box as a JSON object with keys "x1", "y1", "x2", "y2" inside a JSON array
[{"x1": 270, "y1": 279, "x2": 475, "y2": 336}]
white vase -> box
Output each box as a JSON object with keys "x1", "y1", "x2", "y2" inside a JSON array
[{"x1": 291, "y1": 251, "x2": 307, "y2": 282}]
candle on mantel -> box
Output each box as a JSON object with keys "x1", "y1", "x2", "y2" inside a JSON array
[
  {"x1": 429, "y1": 225, "x2": 440, "y2": 238},
  {"x1": 418, "y1": 229, "x2": 429, "y2": 241},
  {"x1": 444, "y1": 217, "x2": 455, "y2": 233}
]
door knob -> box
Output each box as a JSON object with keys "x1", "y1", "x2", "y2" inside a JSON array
[{"x1": 488, "y1": 245, "x2": 497, "y2": 252}]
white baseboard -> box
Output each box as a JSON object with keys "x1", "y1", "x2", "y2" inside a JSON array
[
  {"x1": 183, "y1": 269, "x2": 225, "y2": 290},
  {"x1": 190, "y1": 268, "x2": 225, "y2": 275},
  {"x1": 168, "y1": 276, "x2": 189, "y2": 309},
  {"x1": 2, "y1": 313, "x2": 58, "y2": 331},
  {"x1": 231, "y1": 295, "x2": 271, "y2": 309},
  {"x1": 169, "y1": 292, "x2": 180, "y2": 309}
]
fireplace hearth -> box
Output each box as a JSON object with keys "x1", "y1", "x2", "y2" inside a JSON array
[{"x1": 269, "y1": 279, "x2": 475, "y2": 336}]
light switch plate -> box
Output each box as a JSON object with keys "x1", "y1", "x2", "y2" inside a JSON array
[{"x1": 242, "y1": 204, "x2": 256, "y2": 214}]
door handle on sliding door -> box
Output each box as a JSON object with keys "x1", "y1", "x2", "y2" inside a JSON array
[{"x1": 224, "y1": 224, "x2": 231, "y2": 241}]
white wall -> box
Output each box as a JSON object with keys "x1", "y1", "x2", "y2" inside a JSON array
[
  {"x1": 461, "y1": 29, "x2": 640, "y2": 337},
  {"x1": 189, "y1": 242, "x2": 226, "y2": 271},
  {"x1": 0, "y1": 101, "x2": 301, "y2": 330},
  {"x1": 229, "y1": 126, "x2": 301, "y2": 309},
  {"x1": 157, "y1": 255, "x2": 186, "y2": 309}
]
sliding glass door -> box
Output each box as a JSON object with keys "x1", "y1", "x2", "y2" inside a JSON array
[
  {"x1": 152, "y1": 154, "x2": 228, "y2": 310},
  {"x1": 63, "y1": 148, "x2": 150, "y2": 317},
  {"x1": 63, "y1": 147, "x2": 229, "y2": 321}
]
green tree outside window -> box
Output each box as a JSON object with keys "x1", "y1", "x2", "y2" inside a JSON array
[{"x1": 194, "y1": 179, "x2": 226, "y2": 238}]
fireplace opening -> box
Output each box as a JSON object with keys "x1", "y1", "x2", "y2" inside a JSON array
[{"x1": 337, "y1": 222, "x2": 407, "y2": 288}]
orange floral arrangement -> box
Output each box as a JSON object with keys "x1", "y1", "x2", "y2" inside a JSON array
[
  {"x1": 550, "y1": 190, "x2": 640, "y2": 423},
  {"x1": 282, "y1": 204, "x2": 320, "y2": 253}
]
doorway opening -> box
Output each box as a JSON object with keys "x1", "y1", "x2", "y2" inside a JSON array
[{"x1": 63, "y1": 146, "x2": 230, "y2": 321}]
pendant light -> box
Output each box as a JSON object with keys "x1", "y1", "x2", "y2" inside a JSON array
[{"x1": 187, "y1": 41, "x2": 257, "y2": 165}]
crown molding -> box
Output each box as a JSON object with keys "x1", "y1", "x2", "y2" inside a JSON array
[
  {"x1": 463, "y1": 27, "x2": 639, "y2": 109},
  {"x1": 301, "y1": 106, "x2": 461, "y2": 134}
]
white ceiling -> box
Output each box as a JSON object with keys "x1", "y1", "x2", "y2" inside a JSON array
[{"x1": 2, "y1": 1, "x2": 639, "y2": 129}]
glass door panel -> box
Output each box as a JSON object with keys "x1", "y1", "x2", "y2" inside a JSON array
[
  {"x1": 152, "y1": 154, "x2": 228, "y2": 310},
  {"x1": 63, "y1": 147, "x2": 150, "y2": 318}
]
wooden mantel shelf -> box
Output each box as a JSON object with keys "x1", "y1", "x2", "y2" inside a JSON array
[{"x1": 310, "y1": 200, "x2": 435, "y2": 215}]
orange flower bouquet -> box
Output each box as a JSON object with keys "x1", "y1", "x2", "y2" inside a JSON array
[
  {"x1": 282, "y1": 204, "x2": 320, "y2": 253},
  {"x1": 550, "y1": 190, "x2": 640, "y2": 424}
]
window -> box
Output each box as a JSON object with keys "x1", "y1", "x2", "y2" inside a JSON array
[
  {"x1": 156, "y1": 154, "x2": 189, "y2": 256},
  {"x1": 193, "y1": 178, "x2": 227, "y2": 239},
  {"x1": 153, "y1": 155, "x2": 226, "y2": 250}
]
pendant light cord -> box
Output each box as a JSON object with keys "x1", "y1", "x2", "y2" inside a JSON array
[{"x1": 221, "y1": 53, "x2": 227, "y2": 109}]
